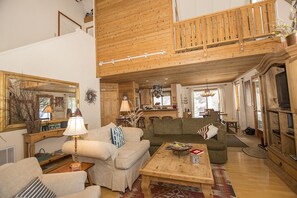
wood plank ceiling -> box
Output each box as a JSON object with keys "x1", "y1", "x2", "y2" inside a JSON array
[{"x1": 100, "y1": 54, "x2": 266, "y2": 88}]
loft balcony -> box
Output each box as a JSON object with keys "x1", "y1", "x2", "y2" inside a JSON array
[
  {"x1": 174, "y1": 0, "x2": 276, "y2": 53},
  {"x1": 96, "y1": 0, "x2": 282, "y2": 87}
]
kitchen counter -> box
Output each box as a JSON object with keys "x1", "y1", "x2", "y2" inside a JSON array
[
  {"x1": 142, "y1": 109, "x2": 177, "y2": 112},
  {"x1": 142, "y1": 109, "x2": 178, "y2": 127}
]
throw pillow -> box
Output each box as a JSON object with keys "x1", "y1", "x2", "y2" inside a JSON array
[
  {"x1": 197, "y1": 123, "x2": 211, "y2": 139},
  {"x1": 205, "y1": 124, "x2": 218, "y2": 140},
  {"x1": 15, "y1": 177, "x2": 56, "y2": 198},
  {"x1": 111, "y1": 126, "x2": 125, "y2": 148}
]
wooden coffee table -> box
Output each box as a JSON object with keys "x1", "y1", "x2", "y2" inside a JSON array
[
  {"x1": 47, "y1": 161, "x2": 94, "y2": 185},
  {"x1": 140, "y1": 143, "x2": 214, "y2": 198}
]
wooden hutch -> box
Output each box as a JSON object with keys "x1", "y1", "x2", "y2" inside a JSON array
[{"x1": 256, "y1": 44, "x2": 297, "y2": 193}]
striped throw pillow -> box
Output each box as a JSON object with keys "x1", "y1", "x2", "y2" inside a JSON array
[
  {"x1": 197, "y1": 124, "x2": 211, "y2": 139},
  {"x1": 15, "y1": 177, "x2": 56, "y2": 198},
  {"x1": 111, "y1": 126, "x2": 125, "y2": 148}
]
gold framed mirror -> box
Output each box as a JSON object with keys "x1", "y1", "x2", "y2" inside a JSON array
[{"x1": 0, "y1": 70, "x2": 79, "y2": 132}]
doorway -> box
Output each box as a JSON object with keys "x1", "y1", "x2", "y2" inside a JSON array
[{"x1": 251, "y1": 76, "x2": 265, "y2": 146}]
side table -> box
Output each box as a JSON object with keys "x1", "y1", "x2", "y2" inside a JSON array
[{"x1": 47, "y1": 161, "x2": 94, "y2": 185}]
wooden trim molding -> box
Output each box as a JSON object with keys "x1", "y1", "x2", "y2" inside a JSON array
[{"x1": 58, "y1": 11, "x2": 82, "y2": 36}]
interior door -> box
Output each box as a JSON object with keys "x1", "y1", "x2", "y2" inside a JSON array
[{"x1": 100, "y1": 83, "x2": 119, "y2": 126}]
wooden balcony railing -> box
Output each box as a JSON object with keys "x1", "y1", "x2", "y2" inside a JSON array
[{"x1": 174, "y1": 0, "x2": 276, "y2": 52}]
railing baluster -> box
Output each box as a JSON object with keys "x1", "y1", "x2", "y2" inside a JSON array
[
  {"x1": 173, "y1": 0, "x2": 276, "y2": 52},
  {"x1": 254, "y1": 4, "x2": 262, "y2": 36}
]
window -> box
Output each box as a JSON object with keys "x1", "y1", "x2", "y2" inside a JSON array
[
  {"x1": 153, "y1": 91, "x2": 171, "y2": 106},
  {"x1": 68, "y1": 96, "x2": 76, "y2": 113},
  {"x1": 38, "y1": 95, "x2": 53, "y2": 120},
  {"x1": 193, "y1": 89, "x2": 220, "y2": 118}
]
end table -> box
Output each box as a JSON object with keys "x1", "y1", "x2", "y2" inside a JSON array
[{"x1": 47, "y1": 161, "x2": 94, "y2": 185}]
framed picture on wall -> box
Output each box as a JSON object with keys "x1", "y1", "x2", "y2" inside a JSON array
[
  {"x1": 55, "y1": 97, "x2": 64, "y2": 112},
  {"x1": 58, "y1": 11, "x2": 82, "y2": 36}
]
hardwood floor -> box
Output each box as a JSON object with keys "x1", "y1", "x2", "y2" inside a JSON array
[{"x1": 101, "y1": 134, "x2": 297, "y2": 198}]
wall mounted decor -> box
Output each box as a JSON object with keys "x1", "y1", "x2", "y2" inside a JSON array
[{"x1": 85, "y1": 88, "x2": 97, "y2": 104}]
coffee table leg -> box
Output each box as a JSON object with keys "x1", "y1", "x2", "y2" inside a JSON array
[
  {"x1": 141, "y1": 175, "x2": 152, "y2": 198},
  {"x1": 202, "y1": 184, "x2": 213, "y2": 198}
]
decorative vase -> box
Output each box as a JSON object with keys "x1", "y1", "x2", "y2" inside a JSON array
[
  {"x1": 25, "y1": 120, "x2": 41, "y2": 133},
  {"x1": 285, "y1": 32, "x2": 297, "y2": 46}
]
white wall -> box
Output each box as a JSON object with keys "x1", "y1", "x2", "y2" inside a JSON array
[
  {"x1": 0, "y1": 0, "x2": 89, "y2": 52},
  {"x1": 174, "y1": 0, "x2": 250, "y2": 21},
  {"x1": 0, "y1": 30, "x2": 100, "y2": 161}
]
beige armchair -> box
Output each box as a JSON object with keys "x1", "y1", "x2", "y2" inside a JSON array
[{"x1": 0, "y1": 157, "x2": 101, "y2": 198}]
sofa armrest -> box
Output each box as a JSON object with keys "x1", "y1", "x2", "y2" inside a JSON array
[
  {"x1": 62, "y1": 140, "x2": 118, "y2": 160},
  {"x1": 42, "y1": 171, "x2": 86, "y2": 196},
  {"x1": 122, "y1": 127, "x2": 143, "y2": 142}
]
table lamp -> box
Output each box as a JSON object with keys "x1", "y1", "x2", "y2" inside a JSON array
[
  {"x1": 63, "y1": 116, "x2": 88, "y2": 171},
  {"x1": 120, "y1": 96, "x2": 131, "y2": 126}
]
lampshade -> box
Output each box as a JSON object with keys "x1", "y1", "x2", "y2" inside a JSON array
[
  {"x1": 43, "y1": 105, "x2": 53, "y2": 113},
  {"x1": 120, "y1": 98, "x2": 131, "y2": 112},
  {"x1": 63, "y1": 117, "x2": 88, "y2": 136}
]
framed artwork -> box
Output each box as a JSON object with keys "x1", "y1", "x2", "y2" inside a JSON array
[
  {"x1": 55, "y1": 97, "x2": 64, "y2": 112},
  {"x1": 86, "y1": 26, "x2": 94, "y2": 36},
  {"x1": 58, "y1": 11, "x2": 82, "y2": 36}
]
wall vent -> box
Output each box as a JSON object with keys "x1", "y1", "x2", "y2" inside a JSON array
[{"x1": 0, "y1": 146, "x2": 15, "y2": 166}]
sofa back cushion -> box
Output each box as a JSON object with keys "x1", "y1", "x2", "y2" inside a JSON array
[
  {"x1": 182, "y1": 118, "x2": 215, "y2": 134},
  {"x1": 154, "y1": 118, "x2": 183, "y2": 135},
  {"x1": 0, "y1": 157, "x2": 42, "y2": 198}
]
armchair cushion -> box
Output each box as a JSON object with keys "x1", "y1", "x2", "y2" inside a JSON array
[
  {"x1": 115, "y1": 140, "x2": 150, "y2": 169},
  {"x1": 82, "y1": 122, "x2": 116, "y2": 143},
  {"x1": 42, "y1": 171, "x2": 86, "y2": 196},
  {"x1": 122, "y1": 127, "x2": 143, "y2": 142},
  {"x1": 0, "y1": 157, "x2": 42, "y2": 198},
  {"x1": 62, "y1": 140, "x2": 118, "y2": 160},
  {"x1": 15, "y1": 177, "x2": 56, "y2": 198}
]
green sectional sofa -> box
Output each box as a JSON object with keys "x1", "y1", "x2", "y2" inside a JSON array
[{"x1": 143, "y1": 117, "x2": 227, "y2": 164}]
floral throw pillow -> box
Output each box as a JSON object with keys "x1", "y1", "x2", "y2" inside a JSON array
[{"x1": 111, "y1": 126, "x2": 125, "y2": 148}]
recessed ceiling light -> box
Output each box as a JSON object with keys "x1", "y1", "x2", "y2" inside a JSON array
[
  {"x1": 146, "y1": 80, "x2": 149, "y2": 82},
  {"x1": 165, "y1": 78, "x2": 168, "y2": 80}
]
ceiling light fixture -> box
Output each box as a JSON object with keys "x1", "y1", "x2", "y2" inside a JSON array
[
  {"x1": 152, "y1": 85, "x2": 163, "y2": 98},
  {"x1": 201, "y1": 82, "x2": 215, "y2": 97}
]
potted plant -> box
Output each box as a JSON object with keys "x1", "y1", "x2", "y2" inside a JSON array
[
  {"x1": 275, "y1": 0, "x2": 297, "y2": 46},
  {"x1": 8, "y1": 80, "x2": 42, "y2": 133}
]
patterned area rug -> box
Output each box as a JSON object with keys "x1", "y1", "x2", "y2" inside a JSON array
[{"x1": 120, "y1": 164, "x2": 236, "y2": 198}]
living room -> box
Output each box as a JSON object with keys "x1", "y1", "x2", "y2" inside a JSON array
[{"x1": 0, "y1": 0, "x2": 296, "y2": 198}]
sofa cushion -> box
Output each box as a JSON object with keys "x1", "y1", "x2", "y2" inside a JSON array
[
  {"x1": 82, "y1": 122, "x2": 116, "y2": 143},
  {"x1": 182, "y1": 118, "x2": 215, "y2": 134},
  {"x1": 197, "y1": 124, "x2": 211, "y2": 138},
  {"x1": 205, "y1": 125, "x2": 218, "y2": 139},
  {"x1": 115, "y1": 140, "x2": 150, "y2": 169},
  {"x1": 0, "y1": 158, "x2": 42, "y2": 198},
  {"x1": 15, "y1": 177, "x2": 56, "y2": 198},
  {"x1": 154, "y1": 118, "x2": 182, "y2": 135},
  {"x1": 111, "y1": 126, "x2": 125, "y2": 148},
  {"x1": 149, "y1": 134, "x2": 225, "y2": 151}
]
